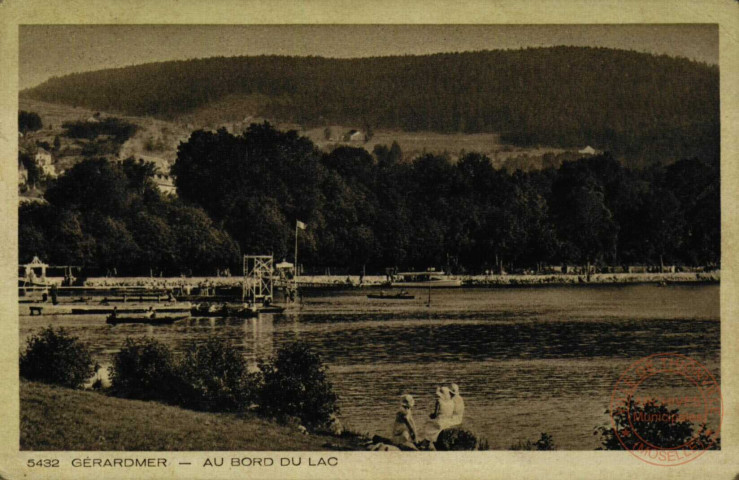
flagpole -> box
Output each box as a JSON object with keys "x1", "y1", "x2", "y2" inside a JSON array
[{"x1": 294, "y1": 221, "x2": 299, "y2": 284}]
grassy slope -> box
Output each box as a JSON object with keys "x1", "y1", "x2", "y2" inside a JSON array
[
  {"x1": 20, "y1": 98, "x2": 568, "y2": 171},
  {"x1": 21, "y1": 380, "x2": 360, "y2": 451}
]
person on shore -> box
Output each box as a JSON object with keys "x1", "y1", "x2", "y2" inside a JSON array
[
  {"x1": 392, "y1": 394, "x2": 419, "y2": 450},
  {"x1": 422, "y1": 386, "x2": 455, "y2": 446},
  {"x1": 449, "y1": 383, "x2": 465, "y2": 426}
]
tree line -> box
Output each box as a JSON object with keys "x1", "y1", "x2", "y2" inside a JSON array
[
  {"x1": 23, "y1": 47, "x2": 718, "y2": 165},
  {"x1": 19, "y1": 123, "x2": 718, "y2": 275},
  {"x1": 173, "y1": 123, "x2": 719, "y2": 273},
  {"x1": 19, "y1": 158, "x2": 239, "y2": 275}
]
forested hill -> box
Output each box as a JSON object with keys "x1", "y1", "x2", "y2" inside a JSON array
[{"x1": 23, "y1": 47, "x2": 719, "y2": 163}]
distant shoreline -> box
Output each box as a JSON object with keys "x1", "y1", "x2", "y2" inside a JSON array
[{"x1": 60, "y1": 271, "x2": 719, "y2": 289}]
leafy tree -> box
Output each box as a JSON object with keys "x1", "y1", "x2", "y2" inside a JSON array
[
  {"x1": 45, "y1": 158, "x2": 129, "y2": 216},
  {"x1": 20, "y1": 157, "x2": 239, "y2": 275},
  {"x1": 61, "y1": 117, "x2": 138, "y2": 143},
  {"x1": 45, "y1": 209, "x2": 96, "y2": 267},
  {"x1": 20, "y1": 326, "x2": 95, "y2": 388},
  {"x1": 126, "y1": 211, "x2": 178, "y2": 274},
  {"x1": 550, "y1": 160, "x2": 619, "y2": 265},
  {"x1": 120, "y1": 157, "x2": 158, "y2": 194},
  {"x1": 19, "y1": 111, "x2": 42, "y2": 133},
  {"x1": 19, "y1": 221, "x2": 48, "y2": 264},
  {"x1": 257, "y1": 341, "x2": 339, "y2": 429},
  {"x1": 177, "y1": 337, "x2": 255, "y2": 412},
  {"x1": 109, "y1": 337, "x2": 179, "y2": 401},
  {"x1": 84, "y1": 213, "x2": 140, "y2": 272},
  {"x1": 168, "y1": 203, "x2": 240, "y2": 274},
  {"x1": 597, "y1": 396, "x2": 720, "y2": 451}
]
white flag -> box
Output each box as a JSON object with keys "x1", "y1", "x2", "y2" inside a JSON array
[{"x1": 296, "y1": 220, "x2": 307, "y2": 230}]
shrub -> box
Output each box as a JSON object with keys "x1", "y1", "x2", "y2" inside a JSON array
[
  {"x1": 596, "y1": 396, "x2": 720, "y2": 450},
  {"x1": 20, "y1": 326, "x2": 95, "y2": 388},
  {"x1": 176, "y1": 337, "x2": 255, "y2": 412},
  {"x1": 510, "y1": 432, "x2": 556, "y2": 450},
  {"x1": 435, "y1": 428, "x2": 483, "y2": 451},
  {"x1": 109, "y1": 337, "x2": 179, "y2": 401},
  {"x1": 257, "y1": 341, "x2": 339, "y2": 429}
]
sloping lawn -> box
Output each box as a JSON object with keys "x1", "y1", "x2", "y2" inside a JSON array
[{"x1": 21, "y1": 380, "x2": 360, "y2": 451}]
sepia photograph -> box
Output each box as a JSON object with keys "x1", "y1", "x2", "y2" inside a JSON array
[{"x1": 2, "y1": 3, "x2": 738, "y2": 478}]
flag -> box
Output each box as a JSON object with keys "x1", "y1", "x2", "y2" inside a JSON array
[{"x1": 296, "y1": 220, "x2": 307, "y2": 230}]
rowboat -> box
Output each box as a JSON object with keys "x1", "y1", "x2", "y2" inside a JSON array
[
  {"x1": 191, "y1": 303, "x2": 286, "y2": 318},
  {"x1": 71, "y1": 304, "x2": 191, "y2": 315},
  {"x1": 367, "y1": 292, "x2": 415, "y2": 300},
  {"x1": 106, "y1": 314, "x2": 188, "y2": 325}
]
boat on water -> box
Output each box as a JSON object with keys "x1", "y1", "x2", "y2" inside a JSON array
[
  {"x1": 106, "y1": 314, "x2": 188, "y2": 325},
  {"x1": 390, "y1": 271, "x2": 462, "y2": 288},
  {"x1": 190, "y1": 303, "x2": 286, "y2": 318},
  {"x1": 258, "y1": 305, "x2": 286, "y2": 314},
  {"x1": 367, "y1": 291, "x2": 415, "y2": 300},
  {"x1": 71, "y1": 304, "x2": 191, "y2": 315}
]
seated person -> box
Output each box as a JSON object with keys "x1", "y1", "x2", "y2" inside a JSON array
[
  {"x1": 449, "y1": 383, "x2": 465, "y2": 426},
  {"x1": 392, "y1": 394, "x2": 419, "y2": 451}
]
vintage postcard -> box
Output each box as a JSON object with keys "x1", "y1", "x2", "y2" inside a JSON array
[{"x1": 1, "y1": 1, "x2": 738, "y2": 479}]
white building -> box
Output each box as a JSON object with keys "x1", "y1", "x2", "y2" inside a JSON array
[
  {"x1": 35, "y1": 148, "x2": 57, "y2": 178},
  {"x1": 578, "y1": 145, "x2": 598, "y2": 155}
]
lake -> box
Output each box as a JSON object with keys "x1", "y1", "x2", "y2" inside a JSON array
[{"x1": 19, "y1": 283, "x2": 720, "y2": 450}]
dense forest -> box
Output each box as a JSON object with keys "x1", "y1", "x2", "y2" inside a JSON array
[
  {"x1": 19, "y1": 123, "x2": 719, "y2": 274},
  {"x1": 19, "y1": 158, "x2": 239, "y2": 275},
  {"x1": 23, "y1": 47, "x2": 719, "y2": 165}
]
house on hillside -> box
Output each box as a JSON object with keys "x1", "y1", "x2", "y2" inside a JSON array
[
  {"x1": 136, "y1": 155, "x2": 177, "y2": 196},
  {"x1": 578, "y1": 145, "x2": 598, "y2": 155},
  {"x1": 154, "y1": 173, "x2": 176, "y2": 196},
  {"x1": 35, "y1": 148, "x2": 57, "y2": 178},
  {"x1": 343, "y1": 129, "x2": 364, "y2": 142}
]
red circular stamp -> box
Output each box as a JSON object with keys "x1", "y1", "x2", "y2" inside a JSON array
[{"x1": 609, "y1": 353, "x2": 722, "y2": 466}]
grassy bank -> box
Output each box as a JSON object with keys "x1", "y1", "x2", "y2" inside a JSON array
[{"x1": 21, "y1": 380, "x2": 362, "y2": 451}]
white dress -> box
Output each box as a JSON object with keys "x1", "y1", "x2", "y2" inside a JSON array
[
  {"x1": 449, "y1": 395, "x2": 465, "y2": 426},
  {"x1": 423, "y1": 397, "x2": 455, "y2": 442}
]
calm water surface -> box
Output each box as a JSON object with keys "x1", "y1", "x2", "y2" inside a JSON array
[{"x1": 20, "y1": 284, "x2": 720, "y2": 449}]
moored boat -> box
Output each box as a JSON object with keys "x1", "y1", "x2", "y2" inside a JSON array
[
  {"x1": 71, "y1": 304, "x2": 191, "y2": 315},
  {"x1": 390, "y1": 271, "x2": 462, "y2": 288},
  {"x1": 106, "y1": 314, "x2": 188, "y2": 325},
  {"x1": 367, "y1": 291, "x2": 415, "y2": 300},
  {"x1": 190, "y1": 303, "x2": 286, "y2": 318}
]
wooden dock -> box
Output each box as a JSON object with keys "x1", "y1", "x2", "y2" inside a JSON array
[{"x1": 20, "y1": 302, "x2": 192, "y2": 316}]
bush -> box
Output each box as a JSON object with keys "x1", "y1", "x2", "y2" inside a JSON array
[
  {"x1": 109, "y1": 337, "x2": 179, "y2": 401},
  {"x1": 20, "y1": 326, "x2": 95, "y2": 388},
  {"x1": 19, "y1": 110, "x2": 42, "y2": 133},
  {"x1": 510, "y1": 432, "x2": 556, "y2": 450},
  {"x1": 435, "y1": 428, "x2": 483, "y2": 451},
  {"x1": 257, "y1": 341, "x2": 339, "y2": 429},
  {"x1": 176, "y1": 337, "x2": 255, "y2": 412},
  {"x1": 596, "y1": 396, "x2": 720, "y2": 450}
]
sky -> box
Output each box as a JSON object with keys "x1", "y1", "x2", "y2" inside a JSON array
[{"x1": 19, "y1": 24, "x2": 718, "y2": 90}]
